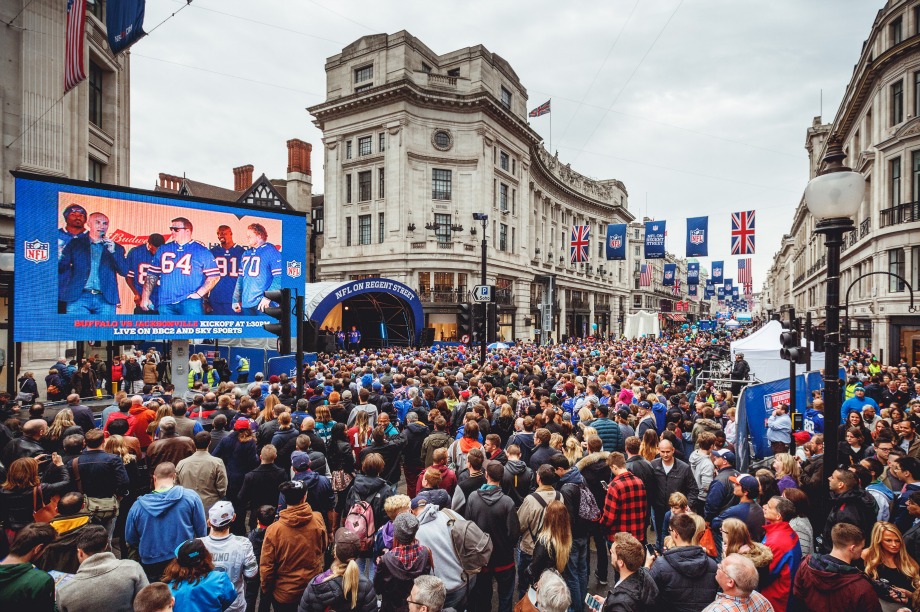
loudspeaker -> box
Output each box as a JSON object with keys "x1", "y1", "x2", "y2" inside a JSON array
[
  {"x1": 318, "y1": 335, "x2": 336, "y2": 354},
  {"x1": 420, "y1": 327, "x2": 436, "y2": 347}
]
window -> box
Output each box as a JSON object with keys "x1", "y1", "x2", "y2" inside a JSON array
[
  {"x1": 432, "y1": 169, "x2": 452, "y2": 200},
  {"x1": 345, "y1": 173, "x2": 352, "y2": 203},
  {"x1": 87, "y1": 0, "x2": 104, "y2": 20},
  {"x1": 379, "y1": 132, "x2": 386, "y2": 152},
  {"x1": 378, "y1": 212, "x2": 385, "y2": 243},
  {"x1": 311, "y1": 207, "x2": 324, "y2": 234},
  {"x1": 435, "y1": 213, "x2": 452, "y2": 244},
  {"x1": 500, "y1": 151, "x2": 510, "y2": 171},
  {"x1": 433, "y1": 130, "x2": 451, "y2": 150},
  {"x1": 913, "y1": 151, "x2": 920, "y2": 201},
  {"x1": 891, "y1": 157, "x2": 902, "y2": 206},
  {"x1": 89, "y1": 62, "x2": 103, "y2": 127},
  {"x1": 512, "y1": 189, "x2": 516, "y2": 215},
  {"x1": 88, "y1": 158, "x2": 103, "y2": 182},
  {"x1": 358, "y1": 215, "x2": 371, "y2": 245},
  {"x1": 889, "y1": 248, "x2": 905, "y2": 292},
  {"x1": 913, "y1": 246, "x2": 920, "y2": 291},
  {"x1": 499, "y1": 223, "x2": 507, "y2": 251},
  {"x1": 892, "y1": 80, "x2": 904, "y2": 125},
  {"x1": 500, "y1": 86, "x2": 512, "y2": 109},
  {"x1": 892, "y1": 16, "x2": 903, "y2": 45},
  {"x1": 345, "y1": 141, "x2": 352, "y2": 160},
  {"x1": 421, "y1": 62, "x2": 432, "y2": 73},
  {"x1": 358, "y1": 170, "x2": 372, "y2": 202},
  {"x1": 358, "y1": 136, "x2": 372, "y2": 156},
  {"x1": 354, "y1": 65, "x2": 373, "y2": 83},
  {"x1": 512, "y1": 227, "x2": 516, "y2": 253},
  {"x1": 512, "y1": 159, "x2": 516, "y2": 176},
  {"x1": 419, "y1": 272, "x2": 431, "y2": 293},
  {"x1": 499, "y1": 183, "x2": 509, "y2": 211},
  {"x1": 346, "y1": 217, "x2": 352, "y2": 246},
  {"x1": 915, "y1": 72, "x2": 920, "y2": 118},
  {"x1": 458, "y1": 273, "x2": 468, "y2": 295},
  {"x1": 378, "y1": 168, "x2": 385, "y2": 198},
  {"x1": 447, "y1": 68, "x2": 460, "y2": 77},
  {"x1": 434, "y1": 272, "x2": 453, "y2": 292}
]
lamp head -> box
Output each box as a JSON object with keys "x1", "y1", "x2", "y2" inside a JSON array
[
  {"x1": 804, "y1": 136, "x2": 864, "y2": 222},
  {"x1": 472, "y1": 212, "x2": 488, "y2": 222}
]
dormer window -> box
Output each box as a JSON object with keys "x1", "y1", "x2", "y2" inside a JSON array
[{"x1": 354, "y1": 65, "x2": 373, "y2": 83}]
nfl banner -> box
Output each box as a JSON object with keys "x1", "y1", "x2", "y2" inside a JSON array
[
  {"x1": 723, "y1": 278, "x2": 733, "y2": 294},
  {"x1": 704, "y1": 283, "x2": 715, "y2": 299},
  {"x1": 711, "y1": 261, "x2": 724, "y2": 284},
  {"x1": 106, "y1": 0, "x2": 146, "y2": 54},
  {"x1": 732, "y1": 287, "x2": 740, "y2": 299},
  {"x1": 689, "y1": 284, "x2": 698, "y2": 298},
  {"x1": 663, "y1": 263, "x2": 676, "y2": 286},
  {"x1": 717, "y1": 286, "x2": 726, "y2": 301},
  {"x1": 685, "y1": 216, "x2": 709, "y2": 257},
  {"x1": 605, "y1": 223, "x2": 627, "y2": 260},
  {"x1": 687, "y1": 262, "x2": 700, "y2": 285},
  {"x1": 644, "y1": 221, "x2": 666, "y2": 259}
]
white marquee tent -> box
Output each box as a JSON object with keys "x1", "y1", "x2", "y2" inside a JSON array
[
  {"x1": 730, "y1": 320, "x2": 825, "y2": 384},
  {"x1": 624, "y1": 311, "x2": 660, "y2": 339}
]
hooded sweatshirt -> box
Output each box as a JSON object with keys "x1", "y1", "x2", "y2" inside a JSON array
[
  {"x1": 414, "y1": 503, "x2": 466, "y2": 593},
  {"x1": 374, "y1": 541, "x2": 433, "y2": 612},
  {"x1": 56, "y1": 552, "x2": 149, "y2": 612},
  {"x1": 127, "y1": 405, "x2": 157, "y2": 448},
  {"x1": 0, "y1": 563, "x2": 55, "y2": 611},
  {"x1": 465, "y1": 485, "x2": 520, "y2": 568},
  {"x1": 688, "y1": 449, "x2": 714, "y2": 502},
  {"x1": 260, "y1": 502, "x2": 327, "y2": 604},
  {"x1": 501, "y1": 458, "x2": 534, "y2": 507},
  {"x1": 602, "y1": 567, "x2": 659, "y2": 612},
  {"x1": 793, "y1": 553, "x2": 883, "y2": 612},
  {"x1": 648, "y1": 546, "x2": 719, "y2": 612},
  {"x1": 125, "y1": 485, "x2": 207, "y2": 564}
]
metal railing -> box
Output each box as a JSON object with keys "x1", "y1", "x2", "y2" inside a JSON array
[{"x1": 880, "y1": 201, "x2": 920, "y2": 227}]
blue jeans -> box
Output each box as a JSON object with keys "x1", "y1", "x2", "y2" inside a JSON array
[
  {"x1": 654, "y1": 507, "x2": 668, "y2": 551},
  {"x1": 209, "y1": 300, "x2": 234, "y2": 315},
  {"x1": 517, "y1": 549, "x2": 533, "y2": 600},
  {"x1": 444, "y1": 578, "x2": 474, "y2": 611},
  {"x1": 472, "y1": 566, "x2": 515, "y2": 612},
  {"x1": 565, "y1": 537, "x2": 589, "y2": 611},
  {"x1": 357, "y1": 555, "x2": 376, "y2": 580},
  {"x1": 159, "y1": 298, "x2": 204, "y2": 316},
  {"x1": 66, "y1": 292, "x2": 115, "y2": 316},
  {"x1": 243, "y1": 306, "x2": 262, "y2": 316},
  {"x1": 590, "y1": 522, "x2": 609, "y2": 581}
]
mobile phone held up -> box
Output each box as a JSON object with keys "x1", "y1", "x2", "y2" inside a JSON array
[{"x1": 585, "y1": 594, "x2": 604, "y2": 612}]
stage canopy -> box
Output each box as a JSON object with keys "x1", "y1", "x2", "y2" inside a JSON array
[{"x1": 303, "y1": 279, "x2": 424, "y2": 347}]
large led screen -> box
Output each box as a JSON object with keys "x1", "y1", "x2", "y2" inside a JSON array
[{"x1": 13, "y1": 173, "x2": 307, "y2": 342}]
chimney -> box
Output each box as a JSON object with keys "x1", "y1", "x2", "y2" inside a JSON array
[
  {"x1": 286, "y1": 139, "x2": 312, "y2": 176},
  {"x1": 158, "y1": 173, "x2": 183, "y2": 191},
  {"x1": 233, "y1": 164, "x2": 254, "y2": 191}
]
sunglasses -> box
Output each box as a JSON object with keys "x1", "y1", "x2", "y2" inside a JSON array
[{"x1": 169, "y1": 226, "x2": 188, "y2": 232}]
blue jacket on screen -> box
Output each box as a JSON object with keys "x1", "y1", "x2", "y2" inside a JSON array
[
  {"x1": 125, "y1": 485, "x2": 207, "y2": 564},
  {"x1": 58, "y1": 233, "x2": 128, "y2": 304}
]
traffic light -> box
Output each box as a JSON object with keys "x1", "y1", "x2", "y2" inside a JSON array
[
  {"x1": 263, "y1": 288, "x2": 292, "y2": 355},
  {"x1": 780, "y1": 329, "x2": 807, "y2": 364},
  {"x1": 486, "y1": 302, "x2": 497, "y2": 344},
  {"x1": 457, "y1": 303, "x2": 471, "y2": 342},
  {"x1": 473, "y1": 303, "x2": 486, "y2": 343}
]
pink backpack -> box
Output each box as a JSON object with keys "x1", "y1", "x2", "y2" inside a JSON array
[{"x1": 344, "y1": 500, "x2": 376, "y2": 551}]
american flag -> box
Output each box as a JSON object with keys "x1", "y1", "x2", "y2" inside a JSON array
[
  {"x1": 529, "y1": 99, "x2": 551, "y2": 118},
  {"x1": 639, "y1": 263, "x2": 651, "y2": 286},
  {"x1": 738, "y1": 258, "x2": 752, "y2": 284},
  {"x1": 672, "y1": 279, "x2": 681, "y2": 296},
  {"x1": 731, "y1": 210, "x2": 755, "y2": 255},
  {"x1": 65, "y1": 0, "x2": 87, "y2": 93},
  {"x1": 570, "y1": 225, "x2": 590, "y2": 264}
]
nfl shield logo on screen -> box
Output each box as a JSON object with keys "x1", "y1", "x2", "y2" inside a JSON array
[
  {"x1": 24, "y1": 239, "x2": 49, "y2": 263},
  {"x1": 690, "y1": 229, "x2": 705, "y2": 245},
  {"x1": 609, "y1": 234, "x2": 622, "y2": 249},
  {"x1": 287, "y1": 260, "x2": 302, "y2": 278},
  {"x1": 665, "y1": 271, "x2": 673, "y2": 279}
]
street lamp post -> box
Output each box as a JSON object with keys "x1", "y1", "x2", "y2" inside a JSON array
[
  {"x1": 473, "y1": 213, "x2": 488, "y2": 364},
  {"x1": 0, "y1": 252, "x2": 14, "y2": 395},
  {"x1": 803, "y1": 136, "x2": 865, "y2": 523}
]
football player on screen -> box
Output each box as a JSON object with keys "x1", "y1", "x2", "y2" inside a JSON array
[
  {"x1": 58, "y1": 203, "x2": 88, "y2": 258},
  {"x1": 139, "y1": 217, "x2": 220, "y2": 316},
  {"x1": 208, "y1": 225, "x2": 245, "y2": 315},
  {"x1": 126, "y1": 233, "x2": 166, "y2": 314},
  {"x1": 58, "y1": 212, "x2": 127, "y2": 316},
  {"x1": 232, "y1": 223, "x2": 282, "y2": 315}
]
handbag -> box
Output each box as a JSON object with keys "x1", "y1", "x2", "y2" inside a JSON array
[
  {"x1": 32, "y1": 487, "x2": 58, "y2": 523},
  {"x1": 332, "y1": 469, "x2": 353, "y2": 492},
  {"x1": 71, "y1": 458, "x2": 119, "y2": 521},
  {"x1": 15, "y1": 380, "x2": 32, "y2": 403}
]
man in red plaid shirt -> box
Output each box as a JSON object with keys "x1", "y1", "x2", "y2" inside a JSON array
[{"x1": 599, "y1": 452, "x2": 648, "y2": 542}]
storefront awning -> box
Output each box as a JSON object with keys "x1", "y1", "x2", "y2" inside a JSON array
[{"x1": 661, "y1": 313, "x2": 687, "y2": 322}]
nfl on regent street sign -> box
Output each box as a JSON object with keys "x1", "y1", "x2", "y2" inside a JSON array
[{"x1": 472, "y1": 285, "x2": 494, "y2": 303}]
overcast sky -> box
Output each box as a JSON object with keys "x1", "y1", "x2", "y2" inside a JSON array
[{"x1": 131, "y1": 0, "x2": 883, "y2": 292}]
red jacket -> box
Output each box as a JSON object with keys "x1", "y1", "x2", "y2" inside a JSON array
[
  {"x1": 599, "y1": 470, "x2": 647, "y2": 541},
  {"x1": 416, "y1": 463, "x2": 458, "y2": 496},
  {"x1": 761, "y1": 521, "x2": 802, "y2": 612},
  {"x1": 793, "y1": 553, "x2": 882, "y2": 612},
  {"x1": 128, "y1": 405, "x2": 157, "y2": 449}
]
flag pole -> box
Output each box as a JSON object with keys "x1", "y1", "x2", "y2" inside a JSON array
[{"x1": 549, "y1": 99, "x2": 552, "y2": 154}]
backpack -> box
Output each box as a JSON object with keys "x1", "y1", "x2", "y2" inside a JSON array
[
  {"x1": 344, "y1": 500, "x2": 377, "y2": 552},
  {"x1": 577, "y1": 481, "x2": 601, "y2": 522},
  {"x1": 526, "y1": 491, "x2": 562, "y2": 541},
  {"x1": 448, "y1": 441, "x2": 469, "y2": 473},
  {"x1": 441, "y1": 508, "x2": 492, "y2": 574}
]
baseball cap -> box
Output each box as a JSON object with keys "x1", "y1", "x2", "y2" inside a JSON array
[
  {"x1": 638, "y1": 401, "x2": 652, "y2": 410},
  {"x1": 333, "y1": 528, "x2": 361, "y2": 562},
  {"x1": 730, "y1": 474, "x2": 759, "y2": 495},
  {"x1": 63, "y1": 203, "x2": 87, "y2": 219},
  {"x1": 712, "y1": 449, "x2": 736, "y2": 464},
  {"x1": 410, "y1": 496, "x2": 429, "y2": 510},
  {"x1": 175, "y1": 539, "x2": 208, "y2": 567},
  {"x1": 233, "y1": 417, "x2": 251, "y2": 431},
  {"x1": 208, "y1": 500, "x2": 235, "y2": 528},
  {"x1": 291, "y1": 450, "x2": 311, "y2": 471},
  {"x1": 793, "y1": 431, "x2": 812, "y2": 445}
]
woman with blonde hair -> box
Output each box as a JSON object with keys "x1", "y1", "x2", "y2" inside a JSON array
[
  {"x1": 549, "y1": 432, "x2": 564, "y2": 452},
  {"x1": 105, "y1": 434, "x2": 142, "y2": 556},
  {"x1": 347, "y1": 409, "x2": 372, "y2": 461},
  {"x1": 639, "y1": 428, "x2": 659, "y2": 462},
  {"x1": 720, "y1": 517, "x2": 773, "y2": 570},
  {"x1": 772, "y1": 452, "x2": 801, "y2": 492},
  {"x1": 41, "y1": 408, "x2": 81, "y2": 453},
  {"x1": 724, "y1": 407, "x2": 738, "y2": 450},
  {"x1": 259, "y1": 393, "x2": 281, "y2": 424},
  {"x1": 300, "y1": 528, "x2": 377, "y2": 611},
  {"x1": 150, "y1": 404, "x2": 174, "y2": 438},
  {"x1": 315, "y1": 404, "x2": 336, "y2": 446},
  {"x1": 861, "y1": 521, "x2": 920, "y2": 609},
  {"x1": 525, "y1": 500, "x2": 573, "y2": 588},
  {"x1": 563, "y1": 436, "x2": 583, "y2": 466}
]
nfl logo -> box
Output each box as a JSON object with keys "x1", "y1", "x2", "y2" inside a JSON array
[
  {"x1": 286, "y1": 260, "x2": 302, "y2": 278},
  {"x1": 665, "y1": 271, "x2": 673, "y2": 279},
  {"x1": 714, "y1": 267, "x2": 722, "y2": 275},
  {"x1": 652, "y1": 225, "x2": 659, "y2": 231},
  {"x1": 609, "y1": 235, "x2": 622, "y2": 249},
  {"x1": 24, "y1": 239, "x2": 49, "y2": 263},
  {"x1": 690, "y1": 229, "x2": 705, "y2": 245}
]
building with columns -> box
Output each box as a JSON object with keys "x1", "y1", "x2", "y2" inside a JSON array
[
  {"x1": 1, "y1": 0, "x2": 130, "y2": 392},
  {"x1": 765, "y1": 0, "x2": 920, "y2": 365},
  {"x1": 308, "y1": 31, "x2": 634, "y2": 343}
]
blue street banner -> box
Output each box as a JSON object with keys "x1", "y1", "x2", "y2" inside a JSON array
[
  {"x1": 732, "y1": 287, "x2": 740, "y2": 299},
  {"x1": 717, "y1": 286, "x2": 725, "y2": 301},
  {"x1": 724, "y1": 278, "x2": 733, "y2": 294},
  {"x1": 106, "y1": 0, "x2": 146, "y2": 54},
  {"x1": 737, "y1": 375, "x2": 808, "y2": 466},
  {"x1": 663, "y1": 263, "x2": 676, "y2": 286},
  {"x1": 688, "y1": 284, "x2": 698, "y2": 298},
  {"x1": 704, "y1": 283, "x2": 715, "y2": 299},
  {"x1": 687, "y1": 262, "x2": 700, "y2": 285},
  {"x1": 685, "y1": 216, "x2": 708, "y2": 257},
  {"x1": 605, "y1": 223, "x2": 627, "y2": 260},
  {"x1": 712, "y1": 261, "x2": 724, "y2": 284},
  {"x1": 644, "y1": 220, "x2": 666, "y2": 259}
]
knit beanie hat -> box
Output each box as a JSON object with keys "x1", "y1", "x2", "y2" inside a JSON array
[{"x1": 393, "y1": 512, "x2": 419, "y2": 544}]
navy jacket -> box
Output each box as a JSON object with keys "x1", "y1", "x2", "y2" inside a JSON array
[
  {"x1": 58, "y1": 233, "x2": 127, "y2": 304},
  {"x1": 74, "y1": 449, "x2": 130, "y2": 498}
]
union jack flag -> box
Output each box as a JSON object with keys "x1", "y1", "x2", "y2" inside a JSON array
[
  {"x1": 570, "y1": 225, "x2": 590, "y2": 264},
  {"x1": 738, "y1": 258, "x2": 752, "y2": 284},
  {"x1": 65, "y1": 0, "x2": 87, "y2": 93},
  {"x1": 529, "y1": 99, "x2": 551, "y2": 118},
  {"x1": 731, "y1": 210, "x2": 755, "y2": 255},
  {"x1": 672, "y1": 279, "x2": 681, "y2": 296},
  {"x1": 639, "y1": 263, "x2": 651, "y2": 287},
  {"x1": 743, "y1": 283, "x2": 753, "y2": 298}
]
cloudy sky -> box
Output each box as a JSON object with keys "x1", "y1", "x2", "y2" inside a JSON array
[{"x1": 132, "y1": 0, "x2": 882, "y2": 292}]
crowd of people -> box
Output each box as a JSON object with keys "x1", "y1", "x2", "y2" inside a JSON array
[{"x1": 1, "y1": 330, "x2": 920, "y2": 611}]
